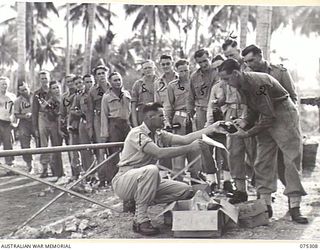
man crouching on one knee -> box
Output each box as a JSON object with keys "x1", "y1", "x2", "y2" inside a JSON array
[{"x1": 112, "y1": 102, "x2": 227, "y2": 236}]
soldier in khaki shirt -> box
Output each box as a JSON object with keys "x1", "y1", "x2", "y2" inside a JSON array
[
  {"x1": 0, "y1": 76, "x2": 16, "y2": 172},
  {"x1": 14, "y1": 83, "x2": 35, "y2": 172},
  {"x1": 154, "y1": 54, "x2": 178, "y2": 107},
  {"x1": 219, "y1": 59, "x2": 308, "y2": 224},
  {"x1": 100, "y1": 72, "x2": 131, "y2": 184},
  {"x1": 187, "y1": 49, "x2": 219, "y2": 130},
  {"x1": 87, "y1": 65, "x2": 110, "y2": 187},
  {"x1": 131, "y1": 60, "x2": 158, "y2": 127},
  {"x1": 242, "y1": 44, "x2": 298, "y2": 188},
  {"x1": 70, "y1": 74, "x2": 95, "y2": 174},
  {"x1": 112, "y1": 102, "x2": 227, "y2": 236}
]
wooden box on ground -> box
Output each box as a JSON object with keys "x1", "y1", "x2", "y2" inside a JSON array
[
  {"x1": 302, "y1": 140, "x2": 318, "y2": 170},
  {"x1": 236, "y1": 199, "x2": 269, "y2": 228},
  {"x1": 160, "y1": 199, "x2": 239, "y2": 238}
]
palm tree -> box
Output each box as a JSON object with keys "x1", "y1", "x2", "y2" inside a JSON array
[
  {"x1": 82, "y1": 3, "x2": 96, "y2": 74},
  {"x1": 291, "y1": 6, "x2": 320, "y2": 36},
  {"x1": 124, "y1": 5, "x2": 179, "y2": 59},
  {"x1": 240, "y1": 6, "x2": 249, "y2": 49},
  {"x1": 35, "y1": 29, "x2": 63, "y2": 70},
  {"x1": 0, "y1": 26, "x2": 17, "y2": 69},
  {"x1": 17, "y1": 2, "x2": 26, "y2": 89},
  {"x1": 256, "y1": 6, "x2": 273, "y2": 61}
]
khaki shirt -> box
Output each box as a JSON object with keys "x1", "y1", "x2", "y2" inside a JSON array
[
  {"x1": 165, "y1": 78, "x2": 190, "y2": 122},
  {"x1": 154, "y1": 72, "x2": 178, "y2": 106},
  {"x1": 100, "y1": 89, "x2": 131, "y2": 138},
  {"x1": 131, "y1": 75, "x2": 157, "y2": 107},
  {"x1": 240, "y1": 72, "x2": 289, "y2": 137},
  {"x1": 260, "y1": 62, "x2": 297, "y2": 103},
  {"x1": 70, "y1": 90, "x2": 90, "y2": 127},
  {"x1": 118, "y1": 122, "x2": 173, "y2": 168},
  {"x1": 32, "y1": 88, "x2": 50, "y2": 129},
  {"x1": 206, "y1": 81, "x2": 247, "y2": 126},
  {"x1": 187, "y1": 67, "x2": 218, "y2": 112},
  {"x1": 0, "y1": 92, "x2": 16, "y2": 122},
  {"x1": 14, "y1": 94, "x2": 32, "y2": 122},
  {"x1": 87, "y1": 84, "x2": 110, "y2": 129}
]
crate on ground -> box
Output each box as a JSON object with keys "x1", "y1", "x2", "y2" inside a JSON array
[
  {"x1": 158, "y1": 192, "x2": 239, "y2": 238},
  {"x1": 235, "y1": 199, "x2": 269, "y2": 228},
  {"x1": 302, "y1": 137, "x2": 318, "y2": 170}
]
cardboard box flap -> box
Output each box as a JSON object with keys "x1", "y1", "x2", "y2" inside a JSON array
[
  {"x1": 237, "y1": 199, "x2": 267, "y2": 219},
  {"x1": 156, "y1": 201, "x2": 177, "y2": 218},
  {"x1": 219, "y1": 199, "x2": 239, "y2": 223}
]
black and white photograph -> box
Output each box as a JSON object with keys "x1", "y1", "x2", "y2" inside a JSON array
[{"x1": 0, "y1": 0, "x2": 320, "y2": 245}]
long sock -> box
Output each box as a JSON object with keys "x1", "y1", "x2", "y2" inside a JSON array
[
  {"x1": 260, "y1": 193, "x2": 272, "y2": 206},
  {"x1": 289, "y1": 196, "x2": 301, "y2": 209},
  {"x1": 223, "y1": 170, "x2": 232, "y2": 181}
]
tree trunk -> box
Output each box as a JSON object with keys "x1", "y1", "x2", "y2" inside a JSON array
[
  {"x1": 82, "y1": 3, "x2": 96, "y2": 75},
  {"x1": 194, "y1": 6, "x2": 200, "y2": 51},
  {"x1": 17, "y1": 2, "x2": 27, "y2": 93},
  {"x1": 256, "y1": 6, "x2": 273, "y2": 61},
  {"x1": 240, "y1": 6, "x2": 249, "y2": 50},
  {"x1": 65, "y1": 3, "x2": 71, "y2": 77},
  {"x1": 184, "y1": 6, "x2": 190, "y2": 55},
  {"x1": 147, "y1": 6, "x2": 156, "y2": 60}
]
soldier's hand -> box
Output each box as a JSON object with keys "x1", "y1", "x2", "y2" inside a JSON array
[
  {"x1": 25, "y1": 112, "x2": 32, "y2": 119},
  {"x1": 208, "y1": 121, "x2": 229, "y2": 134},
  {"x1": 59, "y1": 129, "x2": 67, "y2": 138},
  {"x1": 229, "y1": 126, "x2": 249, "y2": 138},
  {"x1": 233, "y1": 118, "x2": 247, "y2": 129}
]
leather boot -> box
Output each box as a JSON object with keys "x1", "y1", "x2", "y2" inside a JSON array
[
  {"x1": 289, "y1": 207, "x2": 308, "y2": 224},
  {"x1": 133, "y1": 220, "x2": 160, "y2": 236},
  {"x1": 223, "y1": 180, "x2": 235, "y2": 193},
  {"x1": 228, "y1": 191, "x2": 248, "y2": 204},
  {"x1": 266, "y1": 205, "x2": 273, "y2": 218}
]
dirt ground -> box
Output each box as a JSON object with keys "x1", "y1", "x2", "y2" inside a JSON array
[{"x1": 0, "y1": 137, "x2": 320, "y2": 240}]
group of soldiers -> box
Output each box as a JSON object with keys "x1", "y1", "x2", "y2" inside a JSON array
[{"x1": 0, "y1": 38, "x2": 308, "y2": 236}]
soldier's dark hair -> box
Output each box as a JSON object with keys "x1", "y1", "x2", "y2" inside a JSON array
[
  {"x1": 194, "y1": 49, "x2": 209, "y2": 59},
  {"x1": 49, "y1": 80, "x2": 60, "y2": 88},
  {"x1": 218, "y1": 59, "x2": 241, "y2": 74},
  {"x1": 222, "y1": 39, "x2": 238, "y2": 51},
  {"x1": 73, "y1": 75, "x2": 83, "y2": 82},
  {"x1": 142, "y1": 102, "x2": 163, "y2": 114},
  {"x1": 159, "y1": 54, "x2": 173, "y2": 61},
  {"x1": 212, "y1": 55, "x2": 224, "y2": 63},
  {"x1": 92, "y1": 65, "x2": 109, "y2": 75},
  {"x1": 175, "y1": 59, "x2": 189, "y2": 69},
  {"x1": 108, "y1": 72, "x2": 121, "y2": 81},
  {"x1": 39, "y1": 70, "x2": 50, "y2": 76},
  {"x1": 242, "y1": 44, "x2": 262, "y2": 57},
  {"x1": 83, "y1": 74, "x2": 93, "y2": 79}
]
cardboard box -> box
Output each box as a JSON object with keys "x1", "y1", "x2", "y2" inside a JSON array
[
  {"x1": 236, "y1": 199, "x2": 269, "y2": 228},
  {"x1": 158, "y1": 199, "x2": 239, "y2": 238}
]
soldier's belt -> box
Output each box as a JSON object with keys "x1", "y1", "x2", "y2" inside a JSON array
[
  {"x1": 80, "y1": 118, "x2": 87, "y2": 124},
  {"x1": 175, "y1": 110, "x2": 188, "y2": 118}
]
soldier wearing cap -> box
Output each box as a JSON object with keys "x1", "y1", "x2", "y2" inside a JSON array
[
  {"x1": 87, "y1": 65, "x2": 111, "y2": 187},
  {"x1": 100, "y1": 72, "x2": 131, "y2": 185},
  {"x1": 218, "y1": 58, "x2": 308, "y2": 224},
  {"x1": 131, "y1": 60, "x2": 158, "y2": 127},
  {"x1": 0, "y1": 76, "x2": 16, "y2": 173},
  {"x1": 14, "y1": 82, "x2": 35, "y2": 172},
  {"x1": 187, "y1": 49, "x2": 219, "y2": 130}
]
